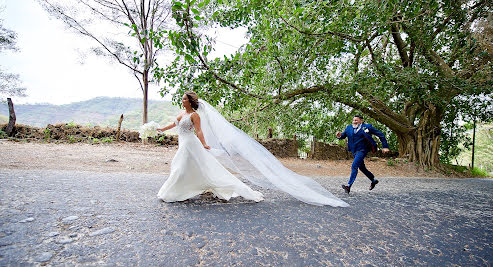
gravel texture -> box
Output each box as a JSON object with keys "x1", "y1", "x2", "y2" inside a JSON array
[{"x1": 0, "y1": 168, "x2": 491, "y2": 266}]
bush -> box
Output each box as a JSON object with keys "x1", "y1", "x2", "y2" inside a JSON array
[
  {"x1": 0, "y1": 130, "x2": 7, "y2": 139},
  {"x1": 66, "y1": 121, "x2": 77, "y2": 128},
  {"x1": 471, "y1": 167, "x2": 491, "y2": 177},
  {"x1": 101, "y1": 137, "x2": 113, "y2": 143},
  {"x1": 67, "y1": 135, "x2": 76, "y2": 143},
  {"x1": 43, "y1": 128, "x2": 51, "y2": 140}
]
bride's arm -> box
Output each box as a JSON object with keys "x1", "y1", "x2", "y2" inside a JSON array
[
  {"x1": 157, "y1": 114, "x2": 181, "y2": 132},
  {"x1": 191, "y1": 113, "x2": 210, "y2": 149},
  {"x1": 157, "y1": 122, "x2": 176, "y2": 132}
]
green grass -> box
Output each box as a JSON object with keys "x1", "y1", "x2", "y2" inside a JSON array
[
  {"x1": 471, "y1": 167, "x2": 492, "y2": 177},
  {"x1": 456, "y1": 123, "x2": 493, "y2": 175}
]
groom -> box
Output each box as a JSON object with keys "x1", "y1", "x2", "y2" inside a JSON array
[{"x1": 336, "y1": 115, "x2": 389, "y2": 194}]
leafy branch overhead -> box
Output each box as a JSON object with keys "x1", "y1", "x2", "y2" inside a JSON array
[{"x1": 154, "y1": 0, "x2": 492, "y2": 168}]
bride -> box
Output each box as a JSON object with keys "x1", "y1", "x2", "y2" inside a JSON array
[{"x1": 156, "y1": 91, "x2": 348, "y2": 207}]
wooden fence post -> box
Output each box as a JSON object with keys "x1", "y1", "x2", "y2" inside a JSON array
[{"x1": 116, "y1": 114, "x2": 124, "y2": 141}]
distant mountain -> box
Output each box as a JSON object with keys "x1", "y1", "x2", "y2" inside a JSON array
[
  {"x1": 0, "y1": 97, "x2": 181, "y2": 130},
  {"x1": 0, "y1": 114, "x2": 7, "y2": 124}
]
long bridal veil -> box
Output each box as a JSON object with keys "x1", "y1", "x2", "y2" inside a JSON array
[{"x1": 196, "y1": 99, "x2": 349, "y2": 207}]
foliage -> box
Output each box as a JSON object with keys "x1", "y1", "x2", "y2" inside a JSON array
[
  {"x1": 456, "y1": 123, "x2": 493, "y2": 174},
  {"x1": 153, "y1": 0, "x2": 492, "y2": 168},
  {"x1": 0, "y1": 15, "x2": 26, "y2": 98},
  {"x1": 101, "y1": 137, "x2": 114, "y2": 143},
  {"x1": 43, "y1": 127, "x2": 51, "y2": 140},
  {"x1": 66, "y1": 121, "x2": 77, "y2": 128},
  {"x1": 471, "y1": 167, "x2": 492, "y2": 177},
  {"x1": 67, "y1": 135, "x2": 76, "y2": 143},
  {"x1": 0, "y1": 129, "x2": 6, "y2": 138},
  {"x1": 157, "y1": 134, "x2": 168, "y2": 142}
]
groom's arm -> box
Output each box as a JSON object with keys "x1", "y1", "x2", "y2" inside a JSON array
[
  {"x1": 336, "y1": 128, "x2": 347, "y2": 139},
  {"x1": 368, "y1": 125, "x2": 389, "y2": 148}
]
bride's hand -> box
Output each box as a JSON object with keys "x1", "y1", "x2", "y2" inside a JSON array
[{"x1": 203, "y1": 145, "x2": 211, "y2": 150}]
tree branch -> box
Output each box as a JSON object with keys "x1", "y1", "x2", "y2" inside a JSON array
[
  {"x1": 280, "y1": 17, "x2": 364, "y2": 43},
  {"x1": 390, "y1": 23, "x2": 410, "y2": 67}
]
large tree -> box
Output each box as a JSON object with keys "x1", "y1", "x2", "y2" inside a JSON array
[
  {"x1": 156, "y1": 0, "x2": 492, "y2": 169},
  {"x1": 39, "y1": 0, "x2": 173, "y2": 124}
]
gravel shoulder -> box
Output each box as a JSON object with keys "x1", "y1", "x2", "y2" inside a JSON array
[{"x1": 0, "y1": 141, "x2": 448, "y2": 178}]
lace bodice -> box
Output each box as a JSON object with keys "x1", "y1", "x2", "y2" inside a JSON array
[{"x1": 176, "y1": 112, "x2": 195, "y2": 135}]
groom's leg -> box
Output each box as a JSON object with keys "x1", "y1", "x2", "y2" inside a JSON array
[
  {"x1": 348, "y1": 151, "x2": 365, "y2": 186},
  {"x1": 359, "y1": 162, "x2": 375, "y2": 182}
]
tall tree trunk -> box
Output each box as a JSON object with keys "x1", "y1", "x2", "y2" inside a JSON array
[
  {"x1": 395, "y1": 104, "x2": 443, "y2": 169},
  {"x1": 142, "y1": 70, "x2": 149, "y2": 124},
  {"x1": 6, "y1": 98, "x2": 16, "y2": 137}
]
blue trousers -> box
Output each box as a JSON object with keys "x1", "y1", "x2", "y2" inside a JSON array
[{"x1": 348, "y1": 150, "x2": 375, "y2": 186}]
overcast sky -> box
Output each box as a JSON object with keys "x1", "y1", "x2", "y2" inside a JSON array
[{"x1": 0, "y1": 0, "x2": 246, "y2": 105}]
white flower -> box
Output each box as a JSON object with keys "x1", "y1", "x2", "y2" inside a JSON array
[
  {"x1": 139, "y1": 121, "x2": 161, "y2": 139},
  {"x1": 364, "y1": 128, "x2": 370, "y2": 133}
]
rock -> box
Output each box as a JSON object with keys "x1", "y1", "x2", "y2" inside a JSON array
[
  {"x1": 62, "y1": 216, "x2": 79, "y2": 224},
  {"x1": 56, "y1": 238, "x2": 74, "y2": 244},
  {"x1": 106, "y1": 159, "x2": 118, "y2": 162},
  {"x1": 19, "y1": 217, "x2": 34, "y2": 223},
  {"x1": 47, "y1": 232, "x2": 59, "y2": 237},
  {"x1": 69, "y1": 233, "x2": 78, "y2": 238},
  {"x1": 196, "y1": 241, "x2": 206, "y2": 249},
  {"x1": 35, "y1": 252, "x2": 53, "y2": 262},
  {"x1": 89, "y1": 227, "x2": 115, "y2": 237}
]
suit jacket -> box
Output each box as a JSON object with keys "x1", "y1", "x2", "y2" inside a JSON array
[{"x1": 337, "y1": 124, "x2": 389, "y2": 153}]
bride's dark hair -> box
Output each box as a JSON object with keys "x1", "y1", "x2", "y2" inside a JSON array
[{"x1": 184, "y1": 91, "x2": 199, "y2": 110}]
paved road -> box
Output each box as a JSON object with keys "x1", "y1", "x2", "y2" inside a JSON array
[{"x1": 0, "y1": 169, "x2": 492, "y2": 266}]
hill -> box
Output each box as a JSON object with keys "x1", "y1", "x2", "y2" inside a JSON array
[
  {"x1": 0, "y1": 114, "x2": 7, "y2": 124},
  {"x1": 0, "y1": 97, "x2": 180, "y2": 130}
]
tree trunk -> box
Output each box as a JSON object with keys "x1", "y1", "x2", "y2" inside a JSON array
[
  {"x1": 395, "y1": 105, "x2": 443, "y2": 169},
  {"x1": 6, "y1": 98, "x2": 16, "y2": 137},
  {"x1": 142, "y1": 70, "x2": 149, "y2": 124}
]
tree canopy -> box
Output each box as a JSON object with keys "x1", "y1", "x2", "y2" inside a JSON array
[{"x1": 153, "y1": 0, "x2": 492, "y2": 168}]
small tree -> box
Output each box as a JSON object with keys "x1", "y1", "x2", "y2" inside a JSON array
[
  {"x1": 39, "y1": 0, "x2": 174, "y2": 124},
  {"x1": 0, "y1": 14, "x2": 26, "y2": 98}
]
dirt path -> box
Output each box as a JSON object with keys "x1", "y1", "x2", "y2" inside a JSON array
[{"x1": 0, "y1": 141, "x2": 444, "y2": 178}]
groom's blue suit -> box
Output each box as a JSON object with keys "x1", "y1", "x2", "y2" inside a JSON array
[{"x1": 338, "y1": 124, "x2": 389, "y2": 187}]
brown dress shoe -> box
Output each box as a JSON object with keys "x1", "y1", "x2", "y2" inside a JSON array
[{"x1": 369, "y1": 180, "x2": 379, "y2": 190}]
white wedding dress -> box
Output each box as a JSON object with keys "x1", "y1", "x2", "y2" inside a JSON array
[{"x1": 157, "y1": 112, "x2": 264, "y2": 202}]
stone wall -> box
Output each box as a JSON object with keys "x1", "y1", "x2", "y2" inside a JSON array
[
  {"x1": 0, "y1": 123, "x2": 179, "y2": 145},
  {"x1": 257, "y1": 138, "x2": 299, "y2": 158},
  {"x1": 310, "y1": 141, "x2": 351, "y2": 160},
  {"x1": 1, "y1": 123, "x2": 396, "y2": 158},
  {"x1": 309, "y1": 140, "x2": 398, "y2": 160}
]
